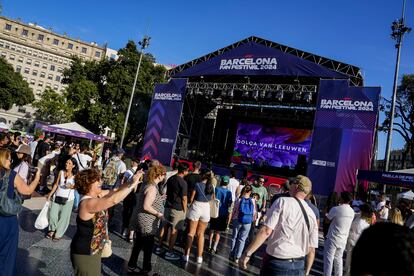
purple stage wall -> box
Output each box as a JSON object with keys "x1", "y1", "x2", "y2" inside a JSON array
[{"x1": 308, "y1": 80, "x2": 380, "y2": 196}]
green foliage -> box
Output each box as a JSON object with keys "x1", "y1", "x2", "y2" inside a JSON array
[
  {"x1": 62, "y1": 41, "x2": 167, "y2": 143},
  {"x1": 32, "y1": 87, "x2": 73, "y2": 124},
  {"x1": 0, "y1": 57, "x2": 34, "y2": 110},
  {"x1": 380, "y1": 74, "x2": 414, "y2": 166}
]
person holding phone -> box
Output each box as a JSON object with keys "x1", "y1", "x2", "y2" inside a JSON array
[{"x1": 128, "y1": 165, "x2": 166, "y2": 275}]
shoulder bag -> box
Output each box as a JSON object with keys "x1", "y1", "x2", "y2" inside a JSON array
[{"x1": 0, "y1": 170, "x2": 23, "y2": 216}]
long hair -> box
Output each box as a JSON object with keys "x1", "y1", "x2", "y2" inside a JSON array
[
  {"x1": 147, "y1": 165, "x2": 166, "y2": 184},
  {"x1": 201, "y1": 171, "x2": 214, "y2": 195},
  {"x1": 0, "y1": 148, "x2": 11, "y2": 171},
  {"x1": 66, "y1": 157, "x2": 79, "y2": 175},
  {"x1": 240, "y1": 185, "x2": 253, "y2": 198}
]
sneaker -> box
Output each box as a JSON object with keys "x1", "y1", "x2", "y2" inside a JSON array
[
  {"x1": 196, "y1": 257, "x2": 203, "y2": 264},
  {"x1": 165, "y1": 252, "x2": 180, "y2": 261},
  {"x1": 182, "y1": 255, "x2": 189, "y2": 262},
  {"x1": 155, "y1": 247, "x2": 164, "y2": 255}
]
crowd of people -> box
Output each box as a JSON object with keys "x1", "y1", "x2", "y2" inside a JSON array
[{"x1": 0, "y1": 130, "x2": 414, "y2": 276}]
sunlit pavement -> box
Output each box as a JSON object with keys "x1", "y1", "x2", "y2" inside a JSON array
[{"x1": 16, "y1": 196, "x2": 323, "y2": 275}]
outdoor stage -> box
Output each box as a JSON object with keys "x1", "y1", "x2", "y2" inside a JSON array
[{"x1": 142, "y1": 36, "x2": 380, "y2": 195}]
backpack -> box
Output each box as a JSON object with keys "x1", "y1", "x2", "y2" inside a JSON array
[
  {"x1": 238, "y1": 197, "x2": 254, "y2": 224},
  {"x1": 102, "y1": 159, "x2": 120, "y2": 188},
  {"x1": 0, "y1": 170, "x2": 22, "y2": 216}
]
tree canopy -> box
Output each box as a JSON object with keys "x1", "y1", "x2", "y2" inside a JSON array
[
  {"x1": 60, "y1": 41, "x2": 167, "y2": 144},
  {"x1": 32, "y1": 87, "x2": 73, "y2": 124},
  {"x1": 380, "y1": 74, "x2": 414, "y2": 167},
  {"x1": 0, "y1": 57, "x2": 34, "y2": 110}
]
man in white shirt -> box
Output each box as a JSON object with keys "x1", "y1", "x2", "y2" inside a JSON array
[
  {"x1": 74, "y1": 145, "x2": 92, "y2": 172},
  {"x1": 240, "y1": 175, "x2": 319, "y2": 275},
  {"x1": 324, "y1": 191, "x2": 355, "y2": 276}
]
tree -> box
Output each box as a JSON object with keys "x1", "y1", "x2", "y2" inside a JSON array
[
  {"x1": 32, "y1": 87, "x2": 73, "y2": 124},
  {"x1": 62, "y1": 41, "x2": 167, "y2": 144},
  {"x1": 380, "y1": 74, "x2": 414, "y2": 167},
  {"x1": 0, "y1": 57, "x2": 34, "y2": 110}
]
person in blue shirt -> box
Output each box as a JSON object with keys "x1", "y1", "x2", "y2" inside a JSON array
[{"x1": 208, "y1": 175, "x2": 232, "y2": 253}]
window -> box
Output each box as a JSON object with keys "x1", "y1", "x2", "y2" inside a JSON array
[
  {"x1": 23, "y1": 77, "x2": 27, "y2": 81},
  {"x1": 42, "y1": 63, "x2": 47, "y2": 69},
  {"x1": 0, "y1": 41, "x2": 3, "y2": 47},
  {"x1": 24, "y1": 68, "x2": 30, "y2": 74},
  {"x1": 67, "y1": 43, "x2": 73, "y2": 49},
  {"x1": 10, "y1": 45, "x2": 15, "y2": 51},
  {"x1": 38, "y1": 81, "x2": 43, "y2": 87},
  {"x1": 16, "y1": 46, "x2": 21, "y2": 52},
  {"x1": 22, "y1": 48, "x2": 26, "y2": 54},
  {"x1": 57, "y1": 67, "x2": 63, "y2": 73},
  {"x1": 50, "y1": 65, "x2": 55, "y2": 71},
  {"x1": 38, "y1": 34, "x2": 44, "y2": 41},
  {"x1": 55, "y1": 75, "x2": 61, "y2": 82},
  {"x1": 9, "y1": 54, "x2": 15, "y2": 61},
  {"x1": 53, "y1": 39, "x2": 59, "y2": 45},
  {"x1": 95, "y1": 51, "x2": 101, "y2": 58},
  {"x1": 30, "y1": 79, "x2": 35, "y2": 85},
  {"x1": 18, "y1": 107, "x2": 26, "y2": 113},
  {"x1": 32, "y1": 70, "x2": 38, "y2": 76},
  {"x1": 34, "y1": 61, "x2": 40, "y2": 67},
  {"x1": 58, "y1": 59, "x2": 63, "y2": 63},
  {"x1": 53, "y1": 84, "x2": 59, "y2": 90},
  {"x1": 53, "y1": 57, "x2": 58, "y2": 63},
  {"x1": 1, "y1": 52, "x2": 6, "y2": 58},
  {"x1": 33, "y1": 51, "x2": 37, "y2": 57},
  {"x1": 21, "y1": 29, "x2": 28, "y2": 36},
  {"x1": 18, "y1": 56, "x2": 23, "y2": 63},
  {"x1": 48, "y1": 74, "x2": 53, "y2": 80},
  {"x1": 5, "y1": 43, "x2": 9, "y2": 49},
  {"x1": 46, "y1": 82, "x2": 52, "y2": 87},
  {"x1": 81, "y1": 47, "x2": 87, "y2": 54},
  {"x1": 26, "y1": 59, "x2": 32, "y2": 65},
  {"x1": 15, "y1": 65, "x2": 21, "y2": 73},
  {"x1": 4, "y1": 24, "x2": 12, "y2": 31}
]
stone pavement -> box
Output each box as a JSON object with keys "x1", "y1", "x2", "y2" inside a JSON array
[{"x1": 17, "y1": 196, "x2": 324, "y2": 276}]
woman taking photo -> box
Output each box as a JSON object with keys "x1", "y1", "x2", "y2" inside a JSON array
[
  {"x1": 183, "y1": 172, "x2": 214, "y2": 264},
  {"x1": 47, "y1": 157, "x2": 78, "y2": 241},
  {"x1": 127, "y1": 165, "x2": 166, "y2": 275},
  {"x1": 0, "y1": 148, "x2": 40, "y2": 275},
  {"x1": 70, "y1": 168, "x2": 143, "y2": 275}
]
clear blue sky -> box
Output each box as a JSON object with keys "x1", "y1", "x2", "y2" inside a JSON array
[{"x1": 3, "y1": 0, "x2": 413, "y2": 159}]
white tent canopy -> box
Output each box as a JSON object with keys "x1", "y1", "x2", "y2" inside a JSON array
[
  {"x1": 392, "y1": 168, "x2": 414, "y2": 174},
  {"x1": 50, "y1": 122, "x2": 95, "y2": 134},
  {"x1": 0, "y1": 122, "x2": 10, "y2": 130},
  {"x1": 397, "y1": 190, "x2": 414, "y2": 201}
]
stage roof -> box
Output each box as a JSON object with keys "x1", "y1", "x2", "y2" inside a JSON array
[{"x1": 168, "y1": 36, "x2": 363, "y2": 86}]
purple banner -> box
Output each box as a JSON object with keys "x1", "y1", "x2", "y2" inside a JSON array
[
  {"x1": 308, "y1": 80, "x2": 380, "y2": 195},
  {"x1": 141, "y1": 79, "x2": 187, "y2": 166},
  {"x1": 172, "y1": 41, "x2": 348, "y2": 79},
  {"x1": 35, "y1": 123, "x2": 107, "y2": 142},
  {"x1": 231, "y1": 123, "x2": 312, "y2": 169}
]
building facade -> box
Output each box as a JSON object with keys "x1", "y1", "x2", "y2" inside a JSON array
[
  {"x1": 375, "y1": 148, "x2": 414, "y2": 171},
  {"x1": 0, "y1": 16, "x2": 109, "y2": 129}
]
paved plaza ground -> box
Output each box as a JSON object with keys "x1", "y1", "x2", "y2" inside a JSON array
[{"x1": 17, "y1": 196, "x2": 324, "y2": 276}]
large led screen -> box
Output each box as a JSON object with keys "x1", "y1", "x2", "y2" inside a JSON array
[{"x1": 231, "y1": 123, "x2": 312, "y2": 168}]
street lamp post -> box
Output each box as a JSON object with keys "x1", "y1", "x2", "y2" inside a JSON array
[
  {"x1": 120, "y1": 35, "x2": 150, "y2": 148},
  {"x1": 383, "y1": 0, "x2": 411, "y2": 191}
]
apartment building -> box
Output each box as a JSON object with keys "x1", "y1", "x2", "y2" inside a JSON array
[{"x1": 0, "y1": 16, "x2": 111, "y2": 129}]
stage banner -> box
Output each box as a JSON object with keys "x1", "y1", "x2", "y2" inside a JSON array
[
  {"x1": 308, "y1": 80, "x2": 380, "y2": 196},
  {"x1": 172, "y1": 41, "x2": 347, "y2": 79},
  {"x1": 141, "y1": 79, "x2": 187, "y2": 166}
]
